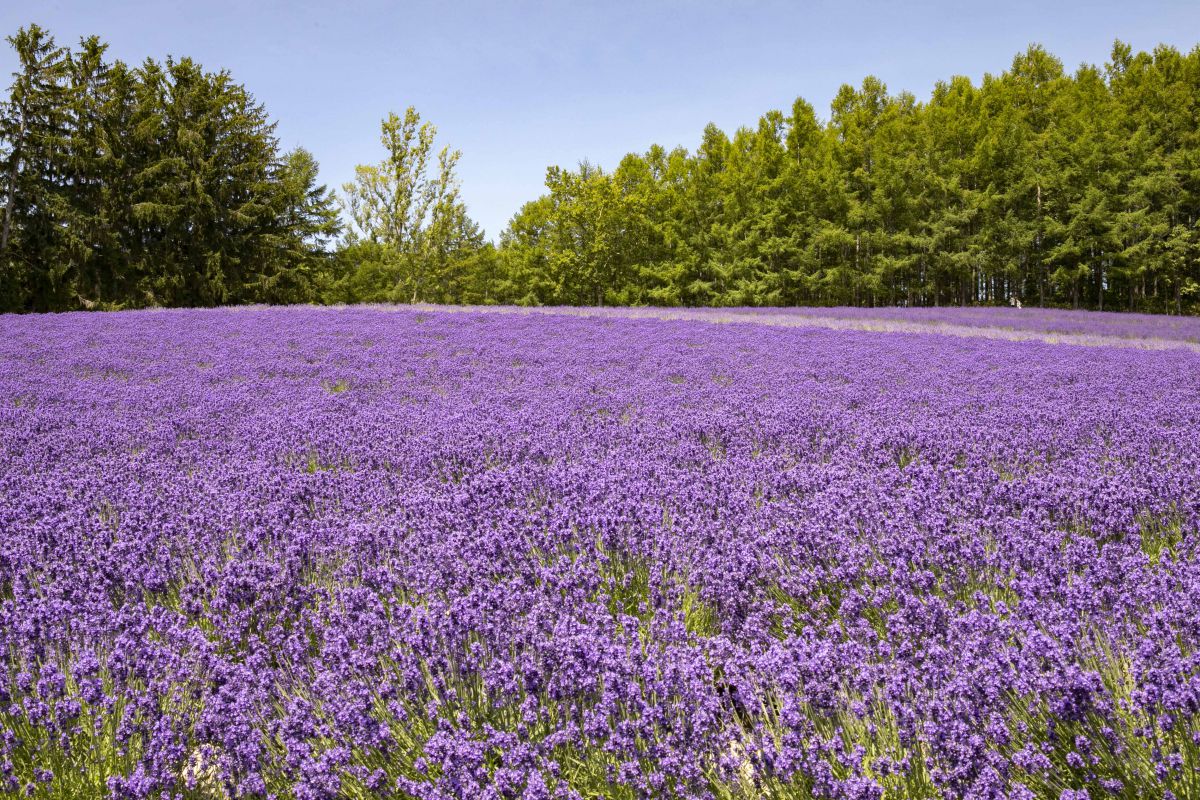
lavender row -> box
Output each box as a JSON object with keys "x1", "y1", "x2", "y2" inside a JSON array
[
  {"x1": 411, "y1": 305, "x2": 1200, "y2": 351},
  {"x1": 1, "y1": 306, "x2": 1198, "y2": 799},
  {"x1": 730, "y1": 305, "x2": 1200, "y2": 342}
]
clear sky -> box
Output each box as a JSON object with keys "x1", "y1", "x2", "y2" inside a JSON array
[{"x1": 3, "y1": 0, "x2": 1199, "y2": 240}]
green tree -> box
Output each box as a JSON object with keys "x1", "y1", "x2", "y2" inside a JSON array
[
  {"x1": 340, "y1": 107, "x2": 484, "y2": 303},
  {"x1": 253, "y1": 147, "x2": 343, "y2": 303},
  {"x1": 0, "y1": 23, "x2": 71, "y2": 311},
  {"x1": 1, "y1": 24, "x2": 338, "y2": 312}
]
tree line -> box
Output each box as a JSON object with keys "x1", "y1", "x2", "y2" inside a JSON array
[
  {"x1": 500, "y1": 42, "x2": 1200, "y2": 312},
  {"x1": 2, "y1": 24, "x2": 1198, "y2": 314}
]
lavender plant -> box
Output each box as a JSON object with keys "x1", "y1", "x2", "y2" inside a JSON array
[{"x1": 0, "y1": 306, "x2": 1197, "y2": 799}]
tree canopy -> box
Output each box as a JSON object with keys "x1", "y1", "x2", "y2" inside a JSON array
[{"x1": 329, "y1": 107, "x2": 489, "y2": 305}]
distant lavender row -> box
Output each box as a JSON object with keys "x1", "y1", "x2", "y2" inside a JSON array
[
  {"x1": 744, "y1": 305, "x2": 1200, "y2": 342},
  {"x1": 1, "y1": 306, "x2": 1198, "y2": 799},
  {"x1": 410, "y1": 304, "x2": 1200, "y2": 350}
]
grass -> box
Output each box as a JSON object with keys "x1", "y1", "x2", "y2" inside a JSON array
[
  {"x1": 708, "y1": 690, "x2": 940, "y2": 800},
  {"x1": 1137, "y1": 509, "x2": 1185, "y2": 566},
  {"x1": 321, "y1": 378, "x2": 351, "y2": 394},
  {"x1": 280, "y1": 448, "x2": 354, "y2": 474},
  {"x1": 1002, "y1": 634, "x2": 1200, "y2": 799},
  {"x1": 0, "y1": 663, "x2": 208, "y2": 800}
]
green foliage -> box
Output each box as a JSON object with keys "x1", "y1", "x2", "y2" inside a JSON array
[
  {"x1": 1, "y1": 676, "x2": 142, "y2": 800},
  {"x1": 1002, "y1": 635, "x2": 1200, "y2": 799},
  {"x1": 492, "y1": 42, "x2": 1200, "y2": 313},
  {"x1": 0, "y1": 24, "x2": 341, "y2": 312},
  {"x1": 0, "y1": 23, "x2": 72, "y2": 310},
  {"x1": 334, "y1": 107, "x2": 488, "y2": 304}
]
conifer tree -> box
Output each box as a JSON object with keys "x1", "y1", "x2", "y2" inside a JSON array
[
  {"x1": 0, "y1": 24, "x2": 71, "y2": 311},
  {"x1": 0, "y1": 24, "x2": 347, "y2": 312}
]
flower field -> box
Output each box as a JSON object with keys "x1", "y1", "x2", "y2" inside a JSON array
[{"x1": 1, "y1": 306, "x2": 1198, "y2": 800}]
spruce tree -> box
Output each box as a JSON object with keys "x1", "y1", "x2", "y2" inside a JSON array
[{"x1": 0, "y1": 24, "x2": 71, "y2": 311}]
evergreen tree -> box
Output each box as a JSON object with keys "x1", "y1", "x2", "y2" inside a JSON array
[
  {"x1": 0, "y1": 24, "x2": 71, "y2": 311},
  {"x1": 0, "y1": 24, "x2": 340, "y2": 312},
  {"x1": 255, "y1": 147, "x2": 342, "y2": 304}
]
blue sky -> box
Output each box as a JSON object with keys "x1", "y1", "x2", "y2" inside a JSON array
[{"x1": 3, "y1": 1, "x2": 1199, "y2": 240}]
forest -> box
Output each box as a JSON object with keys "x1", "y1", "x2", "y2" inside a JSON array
[{"x1": 2, "y1": 23, "x2": 1198, "y2": 314}]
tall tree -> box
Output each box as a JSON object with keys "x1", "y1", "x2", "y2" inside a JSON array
[
  {"x1": 252, "y1": 147, "x2": 342, "y2": 303},
  {"x1": 0, "y1": 24, "x2": 71, "y2": 311},
  {"x1": 340, "y1": 107, "x2": 484, "y2": 303},
  {"x1": 1, "y1": 24, "x2": 345, "y2": 312}
]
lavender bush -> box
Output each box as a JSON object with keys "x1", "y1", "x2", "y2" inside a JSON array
[{"x1": 1, "y1": 306, "x2": 1198, "y2": 800}]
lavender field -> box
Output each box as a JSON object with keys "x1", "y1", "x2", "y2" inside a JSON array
[{"x1": 2, "y1": 306, "x2": 1199, "y2": 800}]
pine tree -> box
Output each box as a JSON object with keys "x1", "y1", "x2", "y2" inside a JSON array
[
  {"x1": 252, "y1": 147, "x2": 342, "y2": 303},
  {"x1": 0, "y1": 24, "x2": 72, "y2": 311},
  {"x1": 62, "y1": 35, "x2": 114, "y2": 308}
]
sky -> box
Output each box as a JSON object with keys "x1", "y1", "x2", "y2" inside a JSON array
[{"x1": 3, "y1": 0, "x2": 1200, "y2": 240}]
